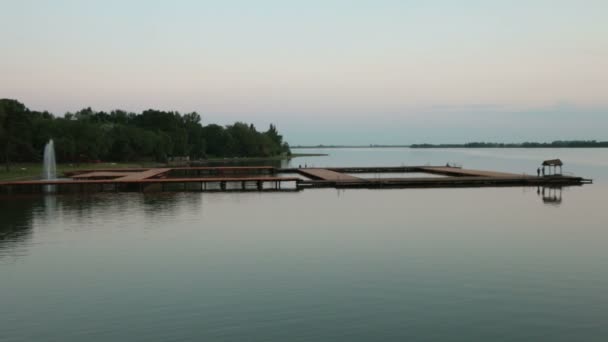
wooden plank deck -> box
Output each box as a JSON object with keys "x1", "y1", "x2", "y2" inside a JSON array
[
  {"x1": 72, "y1": 171, "x2": 139, "y2": 179},
  {"x1": 171, "y1": 166, "x2": 274, "y2": 171},
  {"x1": 299, "y1": 175, "x2": 587, "y2": 189},
  {"x1": 114, "y1": 168, "x2": 172, "y2": 181},
  {"x1": 0, "y1": 176, "x2": 299, "y2": 186},
  {"x1": 64, "y1": 166, "x2": 275, "y2": 177},
  {"x1": 288, "y1": 166, "x2": 523, "y2": 177},
  {"x1": 297, "y1": 168, "x2": 365, "y2": 182},
  {"x1": 0, "y1": 165, "x2": 591, "y2": 193},
  {"x1": 418, "y1": 166, "x2": 523, "y2": 178},
  {"x1": 64, "y1": 168, "x2": 150, "y2": 177}
]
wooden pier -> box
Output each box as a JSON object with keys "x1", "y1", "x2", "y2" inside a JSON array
[
  {"x1": 293, "y1": 166, "x2": 591, "y2": 189},
  {"x1": 0, "y1": 165, "x2": 592, "y2": 194},
  {"x1": 0, "y1": 167, "x2": 297, "y2": 194},
  {"x1": 297, "y1": 168, "x2": 364, "y2": 182}
]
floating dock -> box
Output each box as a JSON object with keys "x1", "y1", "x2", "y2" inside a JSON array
[
  {"x1": 0, "y1": 165, "x2": 592, "y2": 194},
  {"x1": 291, "y1": 166, "x2": 591, "y2": 189}
]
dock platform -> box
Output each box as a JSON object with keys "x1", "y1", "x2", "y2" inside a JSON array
[
  {"x1": 0, "y1": 165, "x2": 592, "y2": 194},
  {"x1": 297, "y1": 168, "x2": 365, "y2": 182}
]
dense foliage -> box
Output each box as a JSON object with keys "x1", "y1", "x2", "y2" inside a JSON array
[{"x1": 0, "y1": 99, "x2": 290, "y2": 168}]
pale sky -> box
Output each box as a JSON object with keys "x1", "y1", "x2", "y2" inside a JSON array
[{"x1": 1, "y1": 0, "x2": 607, "y2": 144}]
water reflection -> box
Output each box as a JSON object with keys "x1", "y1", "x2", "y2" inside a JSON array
[
  {"x1": 1, "y1": 149, "x2": 606, "y2": 342},
  {"x1": 537, "y1": 186, "x2": 563, "y2": 206},
  {"x1": 0, "y1": 196, "x2": 43, "y2": 262},
  {"x1": 0, "y1": 193, "x2": 205, "y2": 260},
  {"x1": 0, "y1": 183, "x2": 584, "y2": 264},
  {"x1": 141, "y1": 193, "x2": 202, "y2": 222}
]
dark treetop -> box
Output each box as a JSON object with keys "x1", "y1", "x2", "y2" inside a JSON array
[{"x1": 0, "y1": 99, "x2": 290, "y2": 168}]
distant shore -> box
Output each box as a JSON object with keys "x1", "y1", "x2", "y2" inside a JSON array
[
  {"x1": 410, "y1": 141, "x2": 608, "y2": 148},
  {"x1": 292, "y1": 145, "x2": 410, "y2": 149},
  {"x1": 293, "y1": 140, "x2": 608, "y2": 149}
]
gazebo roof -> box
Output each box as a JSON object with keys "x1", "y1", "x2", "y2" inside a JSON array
[{"x1": 542, "y1": 159, "x2": 563, "y2": 166}]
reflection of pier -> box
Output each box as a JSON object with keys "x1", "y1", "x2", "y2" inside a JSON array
[
  {"x1": 538, "y1": 186, "x2": 563, "y2": 206},
  {"x1": 0, "y1": 165, "x2": 592, "y2": 194}
]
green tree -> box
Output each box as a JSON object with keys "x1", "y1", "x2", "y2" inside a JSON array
[
  {"x1": 0, "y1": 99, "x2": 34, "y2": 170},
  {"x1": 0, "y1": 99, "x2": 291, "y2": 164}
]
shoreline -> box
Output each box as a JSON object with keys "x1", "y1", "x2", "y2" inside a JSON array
[
  {"x1": 0, "y1": 154, "x2": 329, "y2": 181},
  {"x1": 292, "y1": 145, "x2": 608, "y2": 149}
]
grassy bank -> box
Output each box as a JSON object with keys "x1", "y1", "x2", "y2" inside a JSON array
[
  {"x1": 0, "y1": 162, "x2": 155, "y2": 181},
  {"x1": 0, "y1": 153, "x2": 328, "y2": 181}
]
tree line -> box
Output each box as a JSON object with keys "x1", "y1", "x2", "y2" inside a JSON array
[
  {"x1": 0, "y1": 99, "x2": 290, "y2": 169},
  {"x1": 411, "y1": 141, "x2": 608, "y2": 148}
]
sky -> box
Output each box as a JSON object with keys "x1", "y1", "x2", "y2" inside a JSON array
[{"x1": 1, "y1": 0, "x2": 607, "y2": 145}]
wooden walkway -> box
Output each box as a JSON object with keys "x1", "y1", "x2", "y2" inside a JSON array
[
  {"x1": 294, "y1": 166, "x2": 525, "y2": 179},
  {"x1": 295, "y1": 166, "x2": 590, "y2": 189},
  {"x1": 0, "y1": 165, "x2": 592, "y2": 194},
  {"x1": 65, "y1": 166, "x2": 274, "y2": 177},
  {"x1": 65, "y1": 168, "x2": 149, "y2": 177},
  {"x1": 0, "y1": 166, "x2": 296, "y2": 194},
  {"x1": 0, "y1": 176, "x2": 300, "y2": 194},
  {"x1": 171, "y1": 166, "x2": 274, "y2": 172},
  {"x1": 300, "y1": 176, "x2": 586, "y2": 189},
  {"x1": 72, "y1": 168, "x2": 172, "y2": 182},
  {"x1": 114, "y1": 168, "x2": 172, "y2": 181},
  {"x1": 71, "y1": 168, "x2": 172, "y2": 181},
  {"x1": 0, "y1": 176, "x2": 298, "y2": 186},
  {"x1": 297, "y1": 168, "x2": 364, "y2": 182},
  {"x1": 418, "y1": 166, "x2": 522, "y2": 178},
  {"x1": 72, "y1": 171, "x2": 137, "y2": 180}
]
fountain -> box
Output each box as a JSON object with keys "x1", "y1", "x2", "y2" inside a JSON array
[{"x1": 42, "y1": 139, "x2": 57, "y2": 192}]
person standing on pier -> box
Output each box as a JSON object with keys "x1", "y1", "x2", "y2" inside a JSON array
[{"x1": 537, "y1": 168, "x2": 541, "y2": 177}]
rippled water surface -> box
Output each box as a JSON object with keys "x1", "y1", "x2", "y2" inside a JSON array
[{"x1": 1, "y1": 148, "x2": 608, "y2": 341}]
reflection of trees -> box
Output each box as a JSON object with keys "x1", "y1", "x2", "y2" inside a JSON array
[
  {"x1": 0, "y1": 193, "x2": 206, "y2": 261},
  {"x1": 142, "y1": 193, "x2": 185, "y2": 219},
  {"x1": 52, "y1": 193, "x2": 204, "y2": 225},
  {"x1": 537, "y1": 186, "x2": 563, "y2": 206},
  {"x1": 0, "y1": 196, "x2": 43, "y2": 260},
  {"x1": 151, "y1": 193, "x2": 203, "y2": 220},
  {"x1": 50, "y1": 193, "x2": 201, "y2": 229}
]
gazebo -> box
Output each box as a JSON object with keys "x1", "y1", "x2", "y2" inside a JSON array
[{"x1": 542, "y1": 159, "x2": 563, "y2": 176}]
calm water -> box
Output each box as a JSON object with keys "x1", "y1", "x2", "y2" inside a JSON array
[{"x1": 2, "y1": 148, "x2": 608, "y2": 341}]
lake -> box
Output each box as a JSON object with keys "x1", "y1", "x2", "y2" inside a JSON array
[{"x1": 1, "y1": 148, "x2": 607, "y2": 341}]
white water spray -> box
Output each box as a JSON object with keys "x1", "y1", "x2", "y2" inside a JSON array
[{"x1": 42, "y1": 139, "x2": 57, "y2": 192}]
